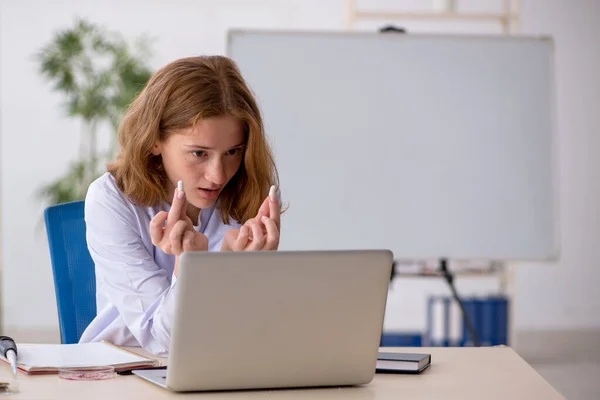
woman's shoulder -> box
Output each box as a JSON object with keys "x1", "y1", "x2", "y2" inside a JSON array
[
  {"x1": 85, "y1": 172, "x2": 152, "y2": 220},
  {"x1": 86, "y1": 172, "x2": 127, "y2": 204},
  {"x1": 84, "y1": 172, "x2": 164, "y2": 241}
]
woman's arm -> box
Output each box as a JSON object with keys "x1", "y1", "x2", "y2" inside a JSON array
[{"x1": 84, "y1": 183, "x2": 177, "y2": 356}]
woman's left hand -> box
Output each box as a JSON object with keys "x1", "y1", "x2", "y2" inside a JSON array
[{"x1": 221, "y1": 187, "x2": 280, "y2": 251}]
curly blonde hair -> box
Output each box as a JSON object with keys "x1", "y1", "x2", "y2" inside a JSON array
[{"x1": 108, "y1": 55, "x2": 279, "y2": 224}]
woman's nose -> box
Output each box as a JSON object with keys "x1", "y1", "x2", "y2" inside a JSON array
[{"x1": 206, "y1": 159, "x2": 226, "y2": 185}]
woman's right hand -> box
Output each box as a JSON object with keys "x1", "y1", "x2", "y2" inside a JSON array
[{"x1": 150, "y1": 183, "x2": 208, "y2": 276}]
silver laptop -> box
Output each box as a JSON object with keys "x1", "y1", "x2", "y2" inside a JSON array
[{"x1": 134, "y1": 250, "x2": 393, "y2": 392}]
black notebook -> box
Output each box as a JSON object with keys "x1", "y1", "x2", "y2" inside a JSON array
[{"x1": 376, "y1": 352, "x2": 431, "y2": 374}]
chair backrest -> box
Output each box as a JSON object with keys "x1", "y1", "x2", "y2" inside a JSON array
[{"x1": 44, "y1": 201, "x2": 97, "y2": 344}]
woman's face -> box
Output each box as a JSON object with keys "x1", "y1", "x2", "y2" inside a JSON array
[{"x1": 153, "y1": 114, "x2": 245, "y2": 212}]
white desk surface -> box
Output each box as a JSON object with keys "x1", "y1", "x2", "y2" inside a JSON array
[{"x1": 0, "y1": 346, "x2": 564, "y2": 399}]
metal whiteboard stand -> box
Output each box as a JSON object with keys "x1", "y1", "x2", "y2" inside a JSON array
[
  {"x1": 440, "y1": 258, "x2": 481, "y2": 347},
  {"x1": 390, "y1": 258, "x2": 482, "y2": 347}
]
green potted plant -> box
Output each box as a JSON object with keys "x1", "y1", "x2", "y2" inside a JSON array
[{"x1": 36, "y1": 18, "x2": 153, "y2": 205}]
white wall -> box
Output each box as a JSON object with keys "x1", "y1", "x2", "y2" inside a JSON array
[
  {"x1": 1, "y1": 0, "x2": 598, "y2": 339},
  {"x1": 513, "y1": 0, "x2": 600, "y2": 330}
]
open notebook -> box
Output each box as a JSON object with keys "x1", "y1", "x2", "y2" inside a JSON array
[{"x1": 0, "y1": 342, "x2": 158, "y2": 374}]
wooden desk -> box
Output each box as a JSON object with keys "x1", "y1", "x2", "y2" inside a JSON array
[{"x1": 0, "y1": 347, "x2": 564, "y2": 399}]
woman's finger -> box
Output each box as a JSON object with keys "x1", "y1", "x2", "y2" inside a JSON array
[
  {"x1": 178, "y1": 182, "x2": 188, "y2": 221},
  {"x1": 150, "y1": 211, "x2": 169, "y2": 246},
  {"x1": 268, "y1": 186, "x2": 281, "y2": 230},
  {"x1": 246, "y1": 221, "x2": 265, "y2": 251},
  {"x1": 244, "y1": 218, "x2": 256, "y2": 241},
  {"x1": 255, "y1": 195, "x2": 270, "y2": 221},
  {"x1": 169, "y1": 220, "x2": 189, "y2": 255},
  {"x1": 233, "y1": 225, "x2": 250, "y2": 251},
  {"x1": 221, "y1": 229, "x2": 239, "y2": 252},
  {"x1": 261, "y1": 216, "x2": 280, "y2": 250},
  {"x1": 168, "y1": 181, "x2": 186, "y2": 226},
  {"x1": 182, "y1": 230, "x2": 196, "y2": 252}
]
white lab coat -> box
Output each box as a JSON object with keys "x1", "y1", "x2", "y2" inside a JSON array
[{"x1": 78, "y1": 172, "x2": 240, "y2": 356}]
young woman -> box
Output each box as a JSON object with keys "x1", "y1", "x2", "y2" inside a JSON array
[{"x1": 78, "y1": 56, "x2": 281, "y2": 356}]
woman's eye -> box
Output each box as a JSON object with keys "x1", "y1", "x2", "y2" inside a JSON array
[
  {"x1": 192, "y1": 150, "x2": 208, "y2": 158},
  {"x1": 226, "y1": 148, "x2": 243, "y2": 156}
]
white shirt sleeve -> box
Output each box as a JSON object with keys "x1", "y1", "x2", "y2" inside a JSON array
[{"x1": 84, "y1": 184, "x2": 176, "y2": 356}]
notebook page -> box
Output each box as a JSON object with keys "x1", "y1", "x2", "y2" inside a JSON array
[{"x1": 16, "y1": 343, "x2": 151, "y2": 368}]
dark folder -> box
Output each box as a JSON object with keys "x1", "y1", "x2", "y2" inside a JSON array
[{"x1": 376, "y1": 352, "x2": 431, "y2": 374}]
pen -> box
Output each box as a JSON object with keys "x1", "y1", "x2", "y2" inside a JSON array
[{"x1": 0, "y1": 336, "x2": 18, "y2": 378}]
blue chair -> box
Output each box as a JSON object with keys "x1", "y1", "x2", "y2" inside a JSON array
[{"x1": 44, "y1": 201, "x2": 97, "y2": 344}]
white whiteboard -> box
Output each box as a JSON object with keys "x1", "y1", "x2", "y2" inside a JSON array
[{"x1": 227, "y1": 31, "x2": 558, "y2": 260}]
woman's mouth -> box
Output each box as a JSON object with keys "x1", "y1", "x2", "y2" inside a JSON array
[{"x1": 198, "y1": 187, "x2": 220, "y2": 199}]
